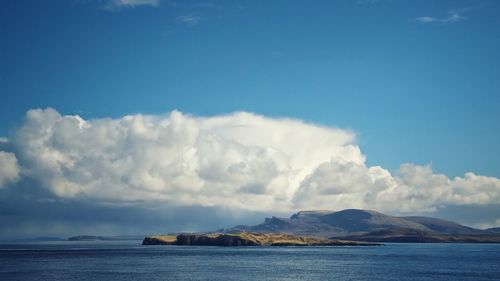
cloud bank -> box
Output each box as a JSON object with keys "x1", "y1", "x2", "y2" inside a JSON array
[{"x1": 1, "y1": 108, "x2": 499, "y2": 236}]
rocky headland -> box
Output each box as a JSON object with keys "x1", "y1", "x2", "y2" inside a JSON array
[{"x1": 142, "y1": 232, "x2": 379, "y2": 246}]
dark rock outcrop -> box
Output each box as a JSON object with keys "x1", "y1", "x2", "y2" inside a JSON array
[{"x1": 175, "y1": 233, "x2": 260, "y2": 246}]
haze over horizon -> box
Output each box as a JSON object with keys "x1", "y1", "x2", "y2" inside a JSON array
[{"x1": 1, "y1": 0, "x2": 499, "y2": 238}]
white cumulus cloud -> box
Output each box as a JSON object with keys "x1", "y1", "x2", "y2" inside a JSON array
[
  {"x1": 11, "y1": 108, "x2": 359, "y2": 211},
  {"x1": 0, "y1": 151, "x2": 20, "y2": 188},
  {"x1": 6, "y1": 108, "x2": 500, "y2": 215},
  {"x1": 294, "y1": 162, "x2": 500, "y2": 214}
]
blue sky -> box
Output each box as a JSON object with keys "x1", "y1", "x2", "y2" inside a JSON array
[
  {"x1": 0, "y1": 0, "x2": 500, "y2": 237},
  {"x1": 1, "y1": 0, "x2": 498, "y2": 178}
]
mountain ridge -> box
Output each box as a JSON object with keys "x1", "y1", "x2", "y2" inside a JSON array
[{"x1": 220, "y1": 209, "x2": 500, "y2": 243}]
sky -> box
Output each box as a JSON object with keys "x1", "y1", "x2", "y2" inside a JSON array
[{"x1": 0, "y1": 0, "x2": 499, "y2": 239}]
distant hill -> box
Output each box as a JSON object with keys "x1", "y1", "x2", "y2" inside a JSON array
[
  {"x1": 401, "y1": 216, "x2": 485, "y2": 235},
  {"x1": 221, "y1": 209, "x2": 500, "y2": 243},
  {"x1": 486, "y1": 227, "x2": 500, "y2": 233},
  {"x1": 67, "y1": 235, "x2": 143, "y2": 241}
]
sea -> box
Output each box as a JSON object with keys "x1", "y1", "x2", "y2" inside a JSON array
[{"x1": 1, "y1": 240, "x2": 499, "y2": 281}]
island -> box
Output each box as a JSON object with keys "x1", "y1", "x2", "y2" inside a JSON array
[
  {"x1": 142, "y1": 232, "x2": 380, "y2": 246},
  {"x1": 218, "y1": 209, "x2": 500, "y2": 243},
  {"x1": 113, "y1": 209, "x2": 500, "y2": 246},
  {"x1": 68, "y1": 235, "x2": 144, "y2": 241}
]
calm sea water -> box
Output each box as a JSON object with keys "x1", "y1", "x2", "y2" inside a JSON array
[{"x1": 1, "y1": 241, "x2": 499, "y2": 281}]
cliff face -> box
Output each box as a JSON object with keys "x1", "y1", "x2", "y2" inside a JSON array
[
  {"x1": 142, "y1": 235, "x2": 177, "y2": 245},
  {"x1": 175, "y1": 233, "x2": 260, "y2": 246}
]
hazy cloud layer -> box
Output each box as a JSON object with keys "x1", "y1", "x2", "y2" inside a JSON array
[
  {"x1": 102, "y1": 0, "x2": 160, "y2": 10},
  {"x1": 414, "y1": 5, "x2": 486, "y2": 24},
  {"x1": 175, "y1": 15, "x2": 201, "y2": 26},
  {"x1": 1, "y1": 108, "x2": 499, "y2": 237},
  {"x1": 415, "y1": 13, "x2": 465, "y2": 24}
]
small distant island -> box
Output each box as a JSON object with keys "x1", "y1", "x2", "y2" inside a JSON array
[
  {"x1": 68, "y1": 235, "x2": 143, "y2": 241},
  {"x1": 142, "y1": 232, "x2": 379, "y2": 246}
]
